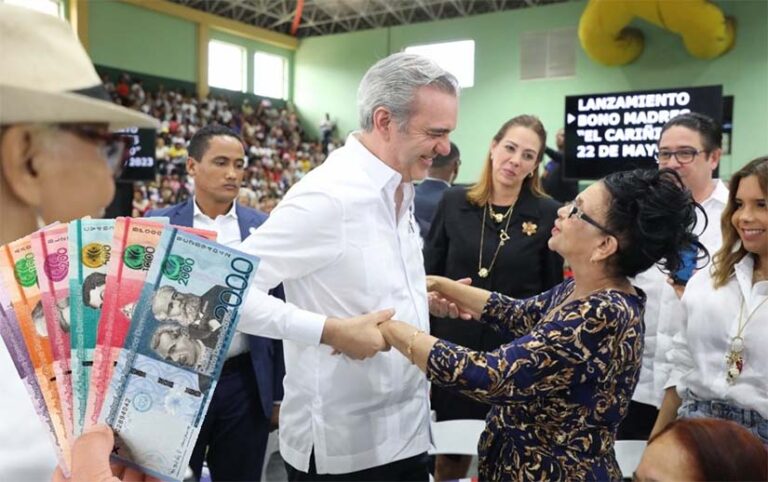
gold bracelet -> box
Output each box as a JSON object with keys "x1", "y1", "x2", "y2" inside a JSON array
[{"x1": 406, "y1": 329, "x2": 424, "y2": 364}]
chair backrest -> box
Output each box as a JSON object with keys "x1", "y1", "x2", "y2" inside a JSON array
[
  {"x1": 429, "y1": 419, "x2": 486, "y2": 456},
  {"x1": 261, "y1": 430, "x2": 282, "y2": 481},
  {"x1": 430, "y1": 420, "x2": 647, "y2": 475},
  {"x1": 615, "y1": 440, "x2": 646, "y2": 478}
]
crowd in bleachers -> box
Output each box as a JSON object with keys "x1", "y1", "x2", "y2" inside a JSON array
[{"x1": 102, "y1": 73, "x2": 334, "y2": 215}]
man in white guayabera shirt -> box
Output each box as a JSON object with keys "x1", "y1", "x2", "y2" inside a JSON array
[{"x1": 237, "y1": 53, "x2": 459, "y2": 481}]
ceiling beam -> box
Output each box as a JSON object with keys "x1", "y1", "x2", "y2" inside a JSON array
[
  {"x1": 120, "y1": 0, "x2": 298, "y2": 48},
  {"x1": 165, "y1": 0, "x2": 569, "y2": 38}
]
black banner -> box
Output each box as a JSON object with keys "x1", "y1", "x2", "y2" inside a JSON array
[
  {"x1": 563, "y1": 85, "x2": 723, "y2": 180},
  {"x1": 118, "y1": 128, "x2": 157, "y2": 182}
]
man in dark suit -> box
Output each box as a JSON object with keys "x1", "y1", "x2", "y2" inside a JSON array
[
  {"x1": 146, "y1": 124, "x2": 284, "y2": 482},
  {"x1": 414, "y1": 142, "x2": 460, "y2": 239}
]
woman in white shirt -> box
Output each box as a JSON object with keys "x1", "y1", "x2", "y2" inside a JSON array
[{"x1": 652, "y1": 156, "x2": 768, "y2": 443}]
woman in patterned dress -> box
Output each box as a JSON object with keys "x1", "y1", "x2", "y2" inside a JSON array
[{"x1": 378, "y1": 168, "x2": 704, "y2": 481}]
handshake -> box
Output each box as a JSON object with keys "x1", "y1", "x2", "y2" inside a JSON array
[{"x1": 322, "y1": 276, "x2": 479, "y2": 360}]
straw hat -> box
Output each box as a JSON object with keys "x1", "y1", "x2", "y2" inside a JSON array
[{"x1": 0, "y1": 4, "x2": 158, "y2": 130}]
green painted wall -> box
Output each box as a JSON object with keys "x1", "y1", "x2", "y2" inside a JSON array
[
  {"x1": 88, "y1": 0, "x2": 197, "y2": 82},
  {"x1": 294, "y1": 0, "x2": 768, "y2": 181},
  {"x1": 209, "y1": 30, "x2": 294, "y2": 100},
  {"x1": 294, "y1": 28, "x2": 389, "y2": 139}
]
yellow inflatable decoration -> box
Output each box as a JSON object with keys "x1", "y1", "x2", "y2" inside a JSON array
[{"x1": 579, "y1": 0, "x2": 736, "y2": 66}]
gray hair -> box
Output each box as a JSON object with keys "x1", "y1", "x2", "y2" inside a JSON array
[{"x1": 357, "y1": 53, "x2": 459, "y2": 132}]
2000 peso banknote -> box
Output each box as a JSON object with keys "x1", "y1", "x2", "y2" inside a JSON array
[{"x1": 101, "y1": 228, "x2": 259, "y2": 481}]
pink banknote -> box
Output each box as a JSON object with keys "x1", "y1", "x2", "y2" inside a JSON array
[{"x1": 31, "y1": 224, "x2": 75, "y2": 442}]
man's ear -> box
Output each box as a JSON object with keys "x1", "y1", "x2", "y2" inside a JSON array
[
  {"x1": 371, "y1": 107, "x2": 394, "y2": 141},
  {"x1": 0, "y1": 125, "x2": 43, "y2": 208},
  {"x1": 708, "y1": 147, "x2": 722, "y2": 172},
  {"x1": 186, "y1": 156, "x2": 198, "y2": 177}
]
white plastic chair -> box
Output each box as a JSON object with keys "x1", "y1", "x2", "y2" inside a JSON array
[
  {"x1": 614, "y1": 440, "x2": 646, "y2": 478},
  {"x1": 429, "y1": 419, "x2": 485, "y2": 455},
  {"x1": 260, "y1": 430, "x2": 282, "y2": 481}
]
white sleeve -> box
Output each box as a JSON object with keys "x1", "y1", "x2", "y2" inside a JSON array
[
  {"x1": 236, "y1": 190, "x2": 344, "y2": 345},
  {"x1": 653, "y1": 284, "x2": 684, "y2": 393},
  {"x1": 664, "y1": 290, "x2": 696, "y2": 391}
]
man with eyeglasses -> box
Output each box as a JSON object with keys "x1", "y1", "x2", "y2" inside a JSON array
[
  {"x1": 617, "y1": 112, "x2": 729, "y2": 441},
  {"x1": 0, "y1": 5, "x2": 158, "y2": 480},
  {"x1": 654, "y1": 114, "x2": 727, "y2": 208}
]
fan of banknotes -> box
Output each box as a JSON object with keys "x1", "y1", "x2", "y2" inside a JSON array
[{"x1": 0, "y1": 218, "x2": 260, "y2": 481}]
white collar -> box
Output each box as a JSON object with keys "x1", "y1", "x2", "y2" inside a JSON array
[
  {"x1": 734, "y1": 255, "x2": 768, "y2": 299},
  {"x1": 704, "y1": 179, "x2": 730, "y2": 206},
  {"x1": 193, "y1": 196, "x2": 238, "y2": 220},
  {"x1": 346, "y1": 133, "x2": 403, "y2": 193}
]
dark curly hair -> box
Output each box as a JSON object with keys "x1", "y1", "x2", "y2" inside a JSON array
[{"x1": 601, "y1": 168, "x2": 707, "y2": 278}]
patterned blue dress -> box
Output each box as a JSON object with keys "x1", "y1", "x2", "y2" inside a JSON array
[{"x1": 426, "y1": 279, "x2": 646, "y2": 481}]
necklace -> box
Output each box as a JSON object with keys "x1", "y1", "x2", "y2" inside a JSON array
[
  {"x1": 725, "y1": 294, "x2": 768, "y2": 384},
  {"x1": 478, "y1": 203, "x2": 513, "y2": 278},
  {"x1": 488, "y1": 203, "x2": 514, "y2": 223}
]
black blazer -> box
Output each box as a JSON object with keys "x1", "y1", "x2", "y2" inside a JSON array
[{"x1": 424, "y1": 186, "x2": 563, "y2": 348}]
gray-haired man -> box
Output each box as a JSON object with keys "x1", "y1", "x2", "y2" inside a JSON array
[{"x1": 236, "y1": 53, "x2": 459, "y2": 480}]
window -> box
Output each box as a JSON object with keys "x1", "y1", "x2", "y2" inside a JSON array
[
  {"x1": 208, "y1": 40, "x2": 247, "y2": 92},
  {"x1": 3, "y1": 0, "x2": 63, "y2": 17},
  {"x1": 405, "y1": 40, "x2": 475, "y2": 88},
  {"x1": 253, "y1": 52, "x2": 288, "y2": 99}
]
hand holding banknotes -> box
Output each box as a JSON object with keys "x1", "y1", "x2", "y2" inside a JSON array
[
  {"x1": 51, "y1": 424, "x2": 160, "y2": 482},
  {"x1": 322, "y1": 309, "x2": 394, "y2": 359}
]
